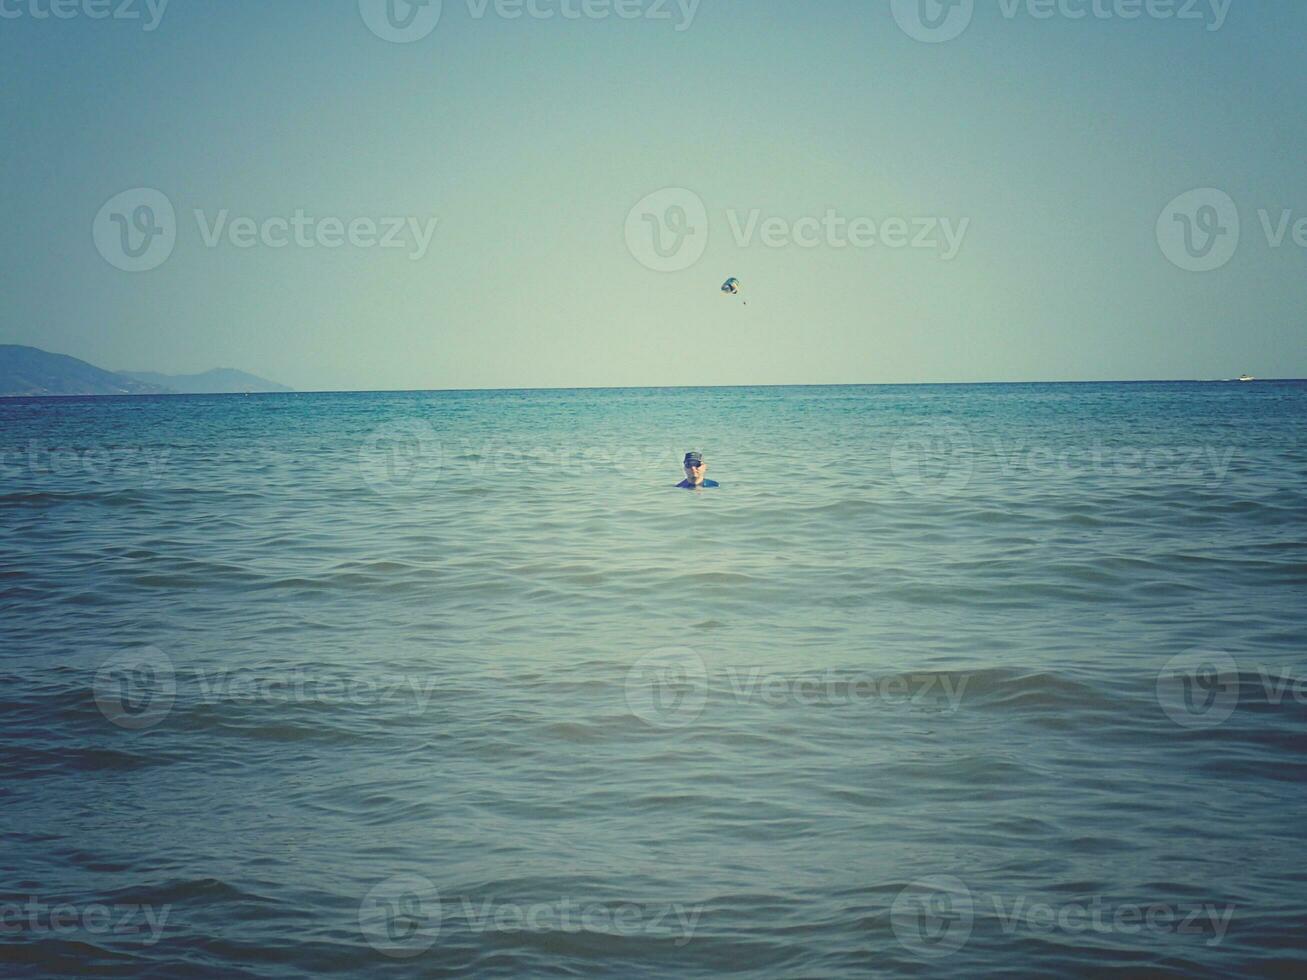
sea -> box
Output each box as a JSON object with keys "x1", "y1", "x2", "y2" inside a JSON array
[{"x1": 1, "y1": 381, "x2": 1305, "y2": 978}]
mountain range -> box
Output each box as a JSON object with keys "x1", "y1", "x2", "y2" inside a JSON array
[
  {"x1": 118, "y1": 368, "x2": 293, "y2": 394},
  {"x1": 0, "y1": 346, "x2": 290, "y2": 397}
]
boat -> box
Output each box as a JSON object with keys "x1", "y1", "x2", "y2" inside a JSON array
[{"x1": 1238, "y1": 374, "x2": 1255, "y2": 382}]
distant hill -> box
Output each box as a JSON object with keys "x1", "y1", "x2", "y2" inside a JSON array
[
  {"x1": 0, "y1": 345, "x2": 171, "y2": 397},
  {"x1": 119, "y1": 368, "x2": 292, "y2": 394},
  {"x1": 0, "y1": 345, "x2": 292, "y2": 397}
]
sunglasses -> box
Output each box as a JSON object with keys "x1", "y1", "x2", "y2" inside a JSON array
[{"x1": 684, "y1": 460, "x2": 703, "y2": 467}]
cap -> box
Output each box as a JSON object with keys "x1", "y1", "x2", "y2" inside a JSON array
[{"x1": 684, "y1": 452, "x2": 704, "y2": 466}]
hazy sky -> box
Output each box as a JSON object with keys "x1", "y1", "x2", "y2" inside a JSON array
[{"x1": 2, "y1": 0, "x2": 1304, "y2": 390}]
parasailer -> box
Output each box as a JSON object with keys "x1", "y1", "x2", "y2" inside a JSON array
[{"x1": 721, "y1": 277, "x2": 746, "y2": 305}]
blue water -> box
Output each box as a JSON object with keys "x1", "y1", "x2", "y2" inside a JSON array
[{"x1": 2, "y1": 382, "x2": 1305, "y2": 978}]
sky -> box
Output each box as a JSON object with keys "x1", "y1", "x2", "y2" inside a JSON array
[{"x1": 1, "y1": 0, "x2": 1304, "y2": 390}]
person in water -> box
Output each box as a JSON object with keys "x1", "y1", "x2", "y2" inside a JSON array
[{"x1": 677, "y1": 452, "x2": 719, "y2": 489}]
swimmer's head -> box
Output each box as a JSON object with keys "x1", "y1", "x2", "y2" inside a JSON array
[{"x1": 683, "y1": 451, "x2": 706, "y2": 483}]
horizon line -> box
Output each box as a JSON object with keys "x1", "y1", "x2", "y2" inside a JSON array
[{"x1": 3, "y1": 377, "x2": 1302, "y2": 400}]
